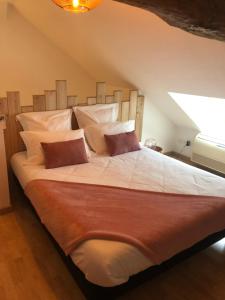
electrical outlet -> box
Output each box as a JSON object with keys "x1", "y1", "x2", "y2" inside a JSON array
[{"x1": 186, "y1": 140, "x2": 191, "y2": 147}]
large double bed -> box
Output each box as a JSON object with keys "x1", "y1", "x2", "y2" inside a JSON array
[
  {"x1": 11, "y1": 147, "x2": 225, "y2": 288},
  {"x1": 2, "y1": 80, "x2": 225, "y2": 299}
]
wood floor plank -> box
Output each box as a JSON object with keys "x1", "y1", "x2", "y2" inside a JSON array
[{"x1": 0, "y1": 181, "x2": 85, "y2": 300}]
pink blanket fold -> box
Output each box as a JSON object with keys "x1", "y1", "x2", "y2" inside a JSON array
[{"x1": 25, "y1": 179, "x2": 225, "y2": 264}]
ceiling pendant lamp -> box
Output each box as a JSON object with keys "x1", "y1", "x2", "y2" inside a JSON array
[{"x1": 52, "y1": 0, "x2": 101, "y2": 13}]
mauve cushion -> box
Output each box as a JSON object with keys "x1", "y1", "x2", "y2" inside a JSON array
[
  {"x1": 41, "y1": 138, "x2": 88, "y2": 169},
  {"x1": 104, "y1": 131, "x2": 141, "y2": 156}
]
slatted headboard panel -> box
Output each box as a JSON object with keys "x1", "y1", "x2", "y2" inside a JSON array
[{"x1": 0, "y1": 80, "x2": 145, "y2": 163}]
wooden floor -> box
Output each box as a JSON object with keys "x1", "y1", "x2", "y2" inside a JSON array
[{"x1": 1, "y1": 177, "x2": 225, "y2": 300}]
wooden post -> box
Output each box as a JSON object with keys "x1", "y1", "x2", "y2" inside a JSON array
[
  {"x1": 0, "y1": 114, "x2": 11, "y2": 212},
  {"x1": 45, "y1": 90, "x2": 57, "y2": 111},
  {"x1": 135, "y1": 96, "x2": 145, "y2": 141},
  {"x1": 33, "y1": 95, "x2": 46, "y2": 112},
  {"x1": 96, "y1": 82, "x2": 106, "y2": 104},
  {"x1": 56, "y1": 80, "x2": 67, "y2": 109},
  {"x1": 114, "y1": 90, "x2": 123, "y2": 121}
]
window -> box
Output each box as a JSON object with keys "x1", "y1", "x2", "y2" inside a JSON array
[{"x1": 169, "y1": 92, "x2": 225, "y2": 146}]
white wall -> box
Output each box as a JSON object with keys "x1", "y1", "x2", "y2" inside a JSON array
[
  {"x1": 0, "y1": 4, "x2": 96, "y2": 105},
  {"x1": 10, "y1": 0, "x2": 180, "y2": 151},
  {"x1": 11, "y1": 0, "x2": 225, "y2": 153},
  {"x1": 2, "y1": 1, "x2": 202, "y2": 152},
  {"x1": 0, "y1": 3, "x2": 175, "y2": 152},
  {"x1": 174, "y1": 126, "x2": 199, "y2": 157},
  {"x1": 142, "y1": 99, "x2": 176, "y2": 153},
  {"x1": 14, "y1": 0, "x2": 225, "y2": 127}
]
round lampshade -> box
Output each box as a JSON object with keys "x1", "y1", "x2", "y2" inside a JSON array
[{"x1": 52, "y1": 0, "x2": 102, "y2": 13}]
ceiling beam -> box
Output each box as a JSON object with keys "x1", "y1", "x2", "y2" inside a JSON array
[{"x1": 115, "y1": 0, "x2": 225, "y2": 42}]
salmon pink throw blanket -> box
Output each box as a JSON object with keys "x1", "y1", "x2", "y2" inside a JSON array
[{"x1": 25, "y1": 179, "x2": 225, "y2": 264}]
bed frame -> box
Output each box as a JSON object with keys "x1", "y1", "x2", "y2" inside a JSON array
[
  {"x1": 0, "y1": 80, "x2": 145, "y2": 163},
  {"x1": 60, "y1": 229, "x2": 225, "y2": 300},
  {"x1": 1, "y1": 80, "x2": 225, "y2": 299}
]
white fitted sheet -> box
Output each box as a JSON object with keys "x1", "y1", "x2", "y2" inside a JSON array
[{"x1": 11, "y1": 148, "x2": 225, "y2": 286}]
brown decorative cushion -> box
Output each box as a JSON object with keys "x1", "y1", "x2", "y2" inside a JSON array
[
  {"x1": 41, "y1": 138, "x2": 88, "y2": 169},
  {"x1": 104, "y1": 131, "x2": 141, "y2": 156}
]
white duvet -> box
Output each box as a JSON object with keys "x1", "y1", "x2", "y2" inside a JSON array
[{"x1": 11, "y1": 148, "x2": 225, "y2": 287}]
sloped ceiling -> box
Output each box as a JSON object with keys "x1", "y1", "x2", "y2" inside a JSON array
[{"x1": 6, "y1": 0, "x2": 225, "y2": 129}]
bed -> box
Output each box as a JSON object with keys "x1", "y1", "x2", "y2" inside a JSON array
[
  {"x1": 11, "y1": 147, "x2": 225, "y2": 287},
  {"x1": 2, "y1": 80, "x2": 225, "y2": 299}
]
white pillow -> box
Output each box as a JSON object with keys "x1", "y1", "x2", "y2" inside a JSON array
[
  {"x1": 17, "y1": 109, "x2": 72, "y2": 131},
  {"x1": 85, "y1": 120, "x2": 135, "y2": 154},
  {"x1": 20, "y1": 129, "x2": 90, "y2": 165},
  {"x1": 73, "y1": 103, "x2": 118, "y2": 129}
]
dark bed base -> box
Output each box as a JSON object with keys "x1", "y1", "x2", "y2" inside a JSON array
[
  {"x1": 13, "y1": 177, "x2": 225, "y2": 300},
  {"x1": 55, "y1": 229, "x2": 225, "y2": 300}
]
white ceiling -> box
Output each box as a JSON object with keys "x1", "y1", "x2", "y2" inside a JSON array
[{"x1": 6, "y1": 0, "x2": 225, "y2": 129}]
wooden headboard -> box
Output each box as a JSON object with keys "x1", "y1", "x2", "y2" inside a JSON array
[{"x1": 0, "y1": 80, "x2": 145, "y2": 163}]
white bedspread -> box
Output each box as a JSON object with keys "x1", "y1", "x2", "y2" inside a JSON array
[{"x1": 11, "y1": 148, "x2": 225, "y2": 286}]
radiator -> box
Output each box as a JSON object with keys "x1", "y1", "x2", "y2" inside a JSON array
[{"x1": 191, "y1": 134, "x2": 225, "y2": 174}]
